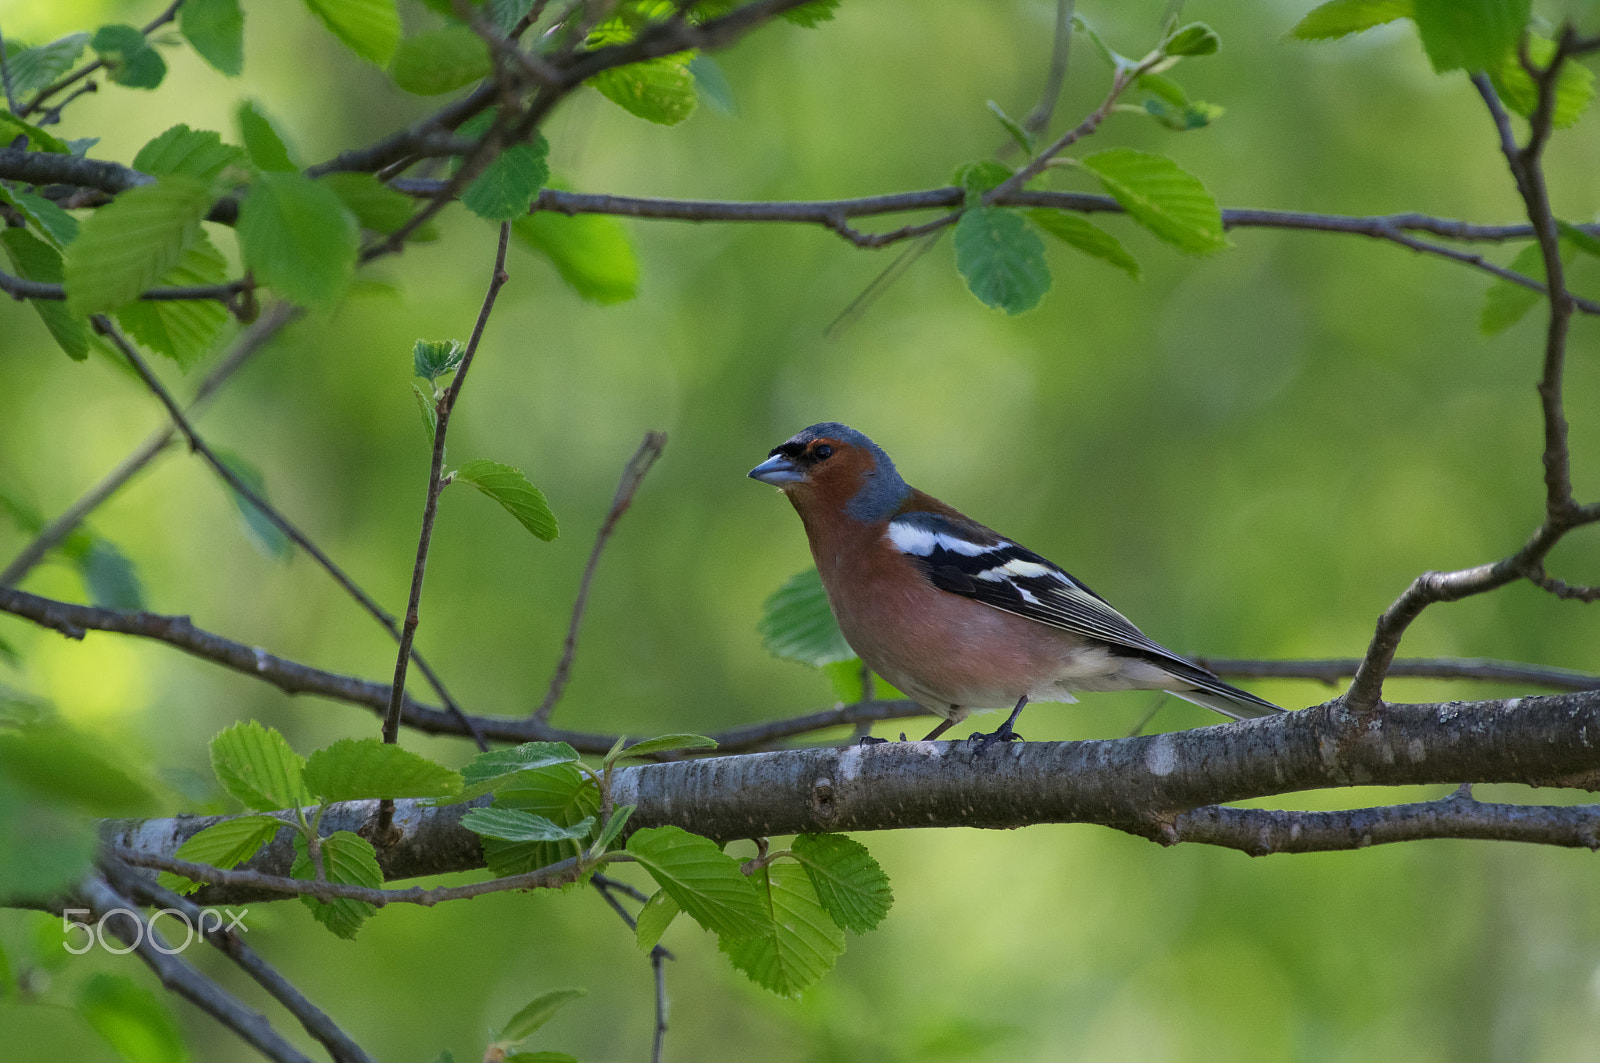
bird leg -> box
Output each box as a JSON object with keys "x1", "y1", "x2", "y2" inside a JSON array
[
  {"x1": 920, "y1": 715, "x2": 959, "y2": 741},
  {"x1": 968, "y1": 696, "x2": 1029, "y2": 753}
]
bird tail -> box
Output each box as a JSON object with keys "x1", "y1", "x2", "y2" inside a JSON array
[{"x1": 1168, "y1": 678, "x2": 1283, "y2": 721}]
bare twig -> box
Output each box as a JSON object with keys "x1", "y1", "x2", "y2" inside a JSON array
[
  {"x1": 19, "y1": 0, "x2": 184, "y2": 118},
  {"x1": 535, "y1": 431, "x2": 667, "y2": 722}
]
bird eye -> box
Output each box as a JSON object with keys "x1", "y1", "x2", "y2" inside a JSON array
[{"x1": 814, "y1": 444, "x2": 833, "y2": 460}]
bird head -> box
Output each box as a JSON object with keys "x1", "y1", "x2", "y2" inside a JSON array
[{"x1": 748, "y1": 422, "x2": 910, "y2": 523}]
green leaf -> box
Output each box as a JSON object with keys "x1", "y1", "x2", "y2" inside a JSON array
[
  {"x1": 611, "y1": 734, "x2": 718, "y2": 761},
  {"x1": 986, "y1": 100, "x2": 1033, "y2": 154},
  {"x1": 182, "y1": 0, "x2": 245, "y2": 76},
  {"x1": 449, "y1": 741, "x2": 581, "y2": 802},
  {"x1": 635, "y1": 889, "x2": 680, "y2": 950},
  {"x1": 80, "y1": 539, "x2": 145, "y2": 611},
  {"x1": 2, "y1": 34, "x2": 89, "y2": 100},
  {"x1": 0, "y1": 722, "x2": 159, "y2": 815},
  {"x1": 1489, "y1": 34, "x2": 1595, "y2": 130},
  {"x1": 63, "y1": 176, "x2": 212, "y2": 316},
  {"x1": 512, "y1": 211, "x2": 639, "y2": 304},
  {"x1": 719, "y1": 863, "x2": 845, "y2": 998},
  {"x1": 78, "y1": 973, "x2": 188, "y2": 1063},
  {"x1": 790, "y1": 833, "x2": 893, "y2": 933},
  {"x1": 1558, "y1": 221, "x2": 1600, "y2": 257},
  {"x1": 1164, "y1": 22, "x2": 1220, "y2": 56},
  {"x1": 1143, "y1": 97, "x2": 1225, "y2": 131},
  {"x1": 954, "y1": 206, "x2": 1051, "y2": 314},
  {"x1": 133, "y1": 126, "x2": 244, "y2": 185},
  {"x1": 1411, "y1": 0, "x2": 1527, "y2": 73},
  {"x1": 759, "y1": 568, "x2": 855, "y2": 667},
  {"x1": 593, "y1": 804, "x2": 634, "y2": 852},
  {"x1": 461, "y1": 807, "x2": 594, "y2": 842},
  {"x1": 782, "y1": 0, "x2": 840, "y2": 26},
  {"x1": 592, "y1": 55, "x2": 698, "y2": 125},
  {"x1": 453, "y1": 459, "x2": 559, "y2": 540},
  {"x1": 481, "y1": 763, "x2": 599, "y2": 877},
  {"x1": 951, "y1": 159, "x2": 1015, "y2": 203},
  {"x1": 1079, "y1": 148, "x2": 1229, "y2": 256},
  {"x1": 0, "y1": 229, "x2": 88, "y2": 360},
  {"x1": 412, "y1": 383, "x2": 438, "y2": 445},
  {"x1": 413, "y1": 337, "x2": 464, "y2": 381},
  {"x1": 157, "y1": 814, "x2": 283, "y2": 896},
  {"x1": 114, "y1": 230, "x2": 230, "y2": 369},
  {"x1": 291, "y1": 831, "x2": 383, "y2": 939},
  {"x1": 320, "y1": 172, "x2": 433, "y2": 237},
  {"x1": 487, "y1": 0, "x2": 537, "y2": 33},
  {"x1": 236, "y1": 101, "x2": 298, "y2": 173},
  {"x1": 91, "y1": 24, "x2": 167, "y2": 89},
  {"x1": 237, "y1": 171, "x2": 359, "y2": 309},
  {"x1": 0, "y1": 778, "x2": 97, "y2": 899},
  {"x1": 1027, "y1": 209, "x2": 1141, "y2": 280},
  {"x1": 1070, "y1": 14, "x2": 1130, "y2": 70},
  {"x1": 0, "y1": 187, "x2": 79, "y2": 249},
  {"x1": 302, "y1": 737, "x2": 463, "y2": 802},
  {"x1": 209, "y1": 720, "x2": 313, "y2": 811},
  {"x1": 304, "y1": 0, "x2": 401, "y2": 65},
  {"x1": 1289, "y1": 0, "x2": 1412, "y2": 40},
  {"x1": 499, "y1": 988, "x2": 587, "y2": 1043},
  {"x1": 688, "y1": 53, "x2": 737, "y2": 115},
  {"x1": 390, "y1": 25, "x2": 491, "y2": 95},
  {"x1": 459, "y1": 128, "x2": 551, "y2": 222},
  {"x1": 626, "y1": 826, "x2": 769, "y2": 940},
  {"x1": 203, "y1": 446, "x2": 293, "y2": 559},
  {"x1": 0, "y1": 110, "x2": 69, "y2": 153},
  {"x1": 1481, "y1": 241, "x2": 1567, "y2": 335}
]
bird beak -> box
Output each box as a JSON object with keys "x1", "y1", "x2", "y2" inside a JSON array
[{"x1": 748, "y1": 453, "x2": 805, "y2": 486}]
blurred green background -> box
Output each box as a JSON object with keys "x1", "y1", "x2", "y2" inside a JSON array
[{"x1": 3, "y1": 0, "x2": 1600, "y2": 1059}]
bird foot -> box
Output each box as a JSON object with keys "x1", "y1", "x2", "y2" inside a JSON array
[
  {"x1": 857, "y1": 735, "x2": 891, "y2": 747},
  {"x1": 967, "y1": 723, "x2": 1024, "y2": 754}
]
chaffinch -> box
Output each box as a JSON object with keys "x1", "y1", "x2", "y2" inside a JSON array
[{"x1": 748, "y1": 422, "x2": 1281, "y2": 747}]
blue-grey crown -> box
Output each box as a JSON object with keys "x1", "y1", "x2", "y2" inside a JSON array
[{"x1": 788, "y1": 422, "x2": 910, "y2": 522}]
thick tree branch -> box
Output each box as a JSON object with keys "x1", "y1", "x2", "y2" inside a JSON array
[{"x1": 99, "y1": 694, "x2": 1600, "y2": 909}]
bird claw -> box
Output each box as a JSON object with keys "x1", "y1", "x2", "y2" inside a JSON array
[
  {"x1": 967, "y1": 724, "x2": 1024, "y2": 754},
  {"x1": 857, "y1": 735, "x2": 891, "y2": 747}
]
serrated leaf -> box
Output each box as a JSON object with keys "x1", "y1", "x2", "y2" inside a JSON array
[
  {"x1": 301, "y1": 738, "x2": 461, "y2": 803},
  {"x1": 0, "y1": 228, "x2": 87, "y2": 360},
  {"x1": 1490, "y1": 34, "x2": 1594, "y2": 130},
  {"x1": 291, "y1": 831, "x2": 383, "y2": 939},
  {"x1": 1080, "y1": 148, "x2": 1228, "y2": 256},
  {"x1": 1412, "y1": 0, "x2": 1527, "y2": 74},
  {"x1": 204, "y1": 446, "x2": 294, "y2": 560},
  {"x1": 791, "y1": 833, "x2": 892, "y2": 933},
  {"x1": 512, "y1": 211, "x2": 639, "y2": 304},
  {"x1": 412, "y1": 383, "x2": 438, "y2": 445},
  {"x1": 759, "y1": 568, "x2": 855, "y2": 667},
  {"x1": 626, "y1": 826, "x2": 769, "y2": 940},
  {"x1": 1165, "y1": 22, "x2": 1219, "y2": 56},
  {"x1": 391, "y1": 25, "x2": 491, "y2": 95},
  {"x1": 593, "y1": 804, "x2": 634, "y2": 852},
  {"x1": 304, "y1": 0, "x2": 401, "y2": 65},
  {"x1": 635, "y1": 888, "x2": 680, "y2": 950},
  {"x1": 91, "y1": 24, "x2": 167, "y2": 89},
  {"x1": 447, "y1": 741, "x2": 581, "y2": 802},
  {"x1": 63, "y1": 176, "x2": 212, "y2": 315},
  {"x1": 783, "y1": 0, "x2": 839, "y2": 26},
  {"x1": 986, "y1": 100, "x2": 1034, "y2": 154},
  {"x1": 719, "y1": 863, "x2": 845, "y2": 998},
  {"x1": 592, "y1": 55, "x2": 698, "y2": 125},
  {"x1": 3, "y1": 34, "x2": 89, "y2": 100},
  {"x1": 461, "y1": 807, "x2": 594, "y2": 843},
  {"x1": 210, "y1": 720, "x2": 313, "y2": 811},
  {"x1": 460, "y1": 131, "x2": 551, "y2": 222},
  {"x1": 320, "y1": 172, "x2": 434, "y2": 238},
  {"x1": 453, "y1": 459, "x2": 559, "y2": 540},
  {"x1": 0, "y1": 187, "x2": 79, "y2": 249},
  {"x1": 78, "y1": 973, "x2": 187, "y2": 1063},
  {"x1": 1481, "y1": 241, "x2": 1568, "y2": 335},
  {"x1": 157, "y1": 814, "x2": 282, "y2": 896},
  {"x1": 499, "y1": 988, "x2": 586, "y2": 1043},
  {"x1": 481, "y1": 763, "x2": 599, "y2": 877},
  {"x1": 611, "y1": 734, "x2": 718, "y2": 761},
  {"x1": 182, "y1": 0, "x2": 244, "y2": 76},
  {"x1": 1027, "y1": 209, "x2": 1141, "y2": 280},
  {"x1": 133, "y1": 126, "x2": 244, "y2": 185},
  {"x1": 114, "y1": 230, "x2": 230, "y2": 369},
  {"x1": 80, "y1": 539, "x2": 145, "y2": 611},
  {"x1": 237, "y1": 171, "x2": 359, "y2": 309},
  {"x1": 954, "y1": 206, "x2": 1051, "y2": 314},
  {"x1": 413, "y1": 337, "x2": 464, "y2": 381},
  {"x1": 236, "y1": 101, "x2": 298, "y2": 173},
  {"x1": 1289, "y1": 0, "x2": 1411, "y2": 40}
]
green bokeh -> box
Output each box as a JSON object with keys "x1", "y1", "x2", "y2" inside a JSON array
[{"x1": 3, "y1": 1, "x2": 1600, "y2": 1060}]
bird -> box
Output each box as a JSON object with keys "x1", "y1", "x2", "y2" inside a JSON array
[{"x1": 747, "y1": 422, "x2": 1282, "y2": 748}]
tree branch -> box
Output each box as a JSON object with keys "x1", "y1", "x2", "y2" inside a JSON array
[{"x1": 18, "y1": 0, "x2": 185, "y2": 119}]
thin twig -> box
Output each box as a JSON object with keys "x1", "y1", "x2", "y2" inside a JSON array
[
  {"x1": 19, "y1": 0, "x2": 184, "y2": 118},
  {"x1": 1022, "y1": 0, "x2": 1074, "y2": 136},
  {"x1": 535, "y1": 431, "x2": 667, "y2": 722}
]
